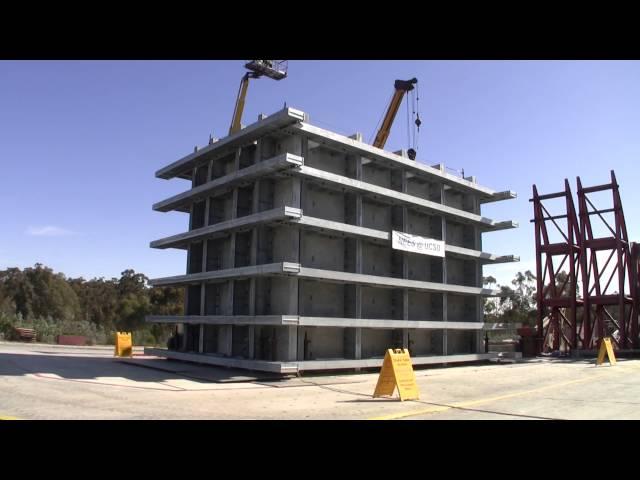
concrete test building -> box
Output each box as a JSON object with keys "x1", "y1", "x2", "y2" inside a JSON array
[{"x1": 146, "y1": 107, "x2": 518, "y2": 373}]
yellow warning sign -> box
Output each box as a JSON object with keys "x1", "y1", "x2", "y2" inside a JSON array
[
  {"x1": 596, "y1": 337, "x2": 616, "y2": 366},
  {"x1": 373, "y1": 349, "x2": 419, "y2": 401},
  {"x1": 114, "y1": 332, "x2": 133, "y2": 357}
]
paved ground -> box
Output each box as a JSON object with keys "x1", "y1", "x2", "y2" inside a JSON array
[{"x1": 1, "y1": 341, "x2": 639, "y2": 420}]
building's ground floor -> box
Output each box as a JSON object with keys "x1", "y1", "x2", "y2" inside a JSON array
[{"x1": 147, "y1": 319, "x2": 491, "y2": 372}]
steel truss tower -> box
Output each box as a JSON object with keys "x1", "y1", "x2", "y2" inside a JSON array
[
  {"x1": 531, "y1": 179, "x2": 582, "y2": 352},
  {"x1": 532, "y1": 171, "x2": 638, "y2": 353},
  {"x1": 577, "y1": 171, "x2": 637, "y2": 350}
]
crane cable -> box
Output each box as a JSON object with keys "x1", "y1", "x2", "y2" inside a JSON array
[
  {"x1": 369, "y1": 91, "x2": 395, "y2": 145},
  {"x1": 411, "y1": 83, "x2": 421, "y2": 154},
  {"x1": 404, "y1": 84, "x2": 422, "y2": 155},
  {"x1": 415, "y1": 81, "x2": 421, "y2": 151},
  {"x1": 406, "y1": 93, "x2": 411, "y2": 151}
]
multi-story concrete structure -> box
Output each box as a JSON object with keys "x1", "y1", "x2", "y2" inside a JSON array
[{"x1": 146, "y1": 107, "x2": 518, "y2": 373}]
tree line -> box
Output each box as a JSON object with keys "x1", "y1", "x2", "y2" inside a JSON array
[
  {"x1": 483, "y1": 270, "x2": 575, "y2": 326},
  {"x1": 0, "y1": 264, "x2": 567, "y2": 345},
  {"x1": 0, "y1": 264, "x2": 183, "y2": 346}
]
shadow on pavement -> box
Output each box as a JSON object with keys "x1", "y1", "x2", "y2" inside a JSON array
[{"x1": 0, "y1": 352, "x2": 285, "y2": 385}]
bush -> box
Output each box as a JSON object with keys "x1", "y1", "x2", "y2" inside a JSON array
[
  {"x1": 0, "y1": 312, "x2": 16, "y2": 338},
  {"x1": 0, "y1": 310, "x2": 170, "y2": 347}
]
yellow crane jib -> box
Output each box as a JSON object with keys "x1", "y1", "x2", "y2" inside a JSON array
[
  {"x1": 229, "y1": 60, "x2": 288, "y2": 135},
  {"x1": 373, "y1": 77, "x2": 418, "y2": 158}
]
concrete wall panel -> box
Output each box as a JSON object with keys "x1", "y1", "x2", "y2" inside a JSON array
[
  {"x1": 301, "y1": 231, "x2": 344, "y2": 271},
  {"x1": 303, "y1": 185, "x2": 345, "y2": 223},
  {"x1": 300, "y1": 280, "x2": 345, "y2": 317},
  {"x1": 362, "y1": 199, "x2": 391, "y2": 231}
]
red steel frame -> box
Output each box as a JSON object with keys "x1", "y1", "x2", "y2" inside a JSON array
[
  {"x1": 631, "y1": 242, "x2": 640, "y2": 338},
  {"x1": 531, "y1": 179, "x2": 582, "y2": 352},
  {"x1": 577, "y1": 171, "x2": 637, "y2": 350}
]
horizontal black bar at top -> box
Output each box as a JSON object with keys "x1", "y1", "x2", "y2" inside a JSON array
[
  {"x1": 584, "y1": 208, "x2": 616, "y2": 215},
  {"x1": 539, "y1": 243, "x2": 579, "y2": 255},
  {"x1": 530, "y1": 214, "x2": 568, "y2": 222},
  {"x1": 580, "y1": 183, "x2": 613, "y2": 194},
  {"x1": 529, "y1": 191, "x2": 568, "y2": 201}
]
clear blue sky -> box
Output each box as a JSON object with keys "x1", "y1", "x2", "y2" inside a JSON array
[{"x1": 1, "y1": 60, "x2": 639, "y2": 286}]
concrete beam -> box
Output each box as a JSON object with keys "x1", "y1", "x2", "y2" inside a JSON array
[
  {"x1": 292, "y1": 121, "x2": 513, "y2": 202},
  {"x1": 298, "y1": 317, "x2": 484, "y2": 330},
  {"x1": 291, "y1": 165, "x2": 517, "y2": 231},
  {"x1": 294, "y1": 215, "x2": 388, "y2": 242},
  {"x1": 151, "y1": 207, "x2": 302, "y2": 249},
  {"x1": 147, "y1": 315, "x2": 300, "y2": 325},
  {"x1": 293, "y1": 214, "x2": 517, "y2": 264},
  {"x1": 296, "y1": 353, "x2": 500, "y2": 371},
  {"x1": 446, "y1": 247, "x2": 520, "y2": 264},
  {"x1": 145, "y1": 347, "x2": 297, "y2": 373},
  {"x1": 146, "y1": 314, "x2": 485, "y2": 330},
  {"x1": 145, "y1": 347, "x2": 500, "y2": 373},
  {"x1": 156, "y1": 108, "x2": 305, "y2": 180},
  {"x1": 150, "y1": 262, "x2": 501, "y2": 295},
  {"x1": 149, "y1": 262, "x2": 300, "y2": 287},
  {"x1": 296, "y1": 266, "x2": 500, "y2": 296},
  {"x1": 153, "y1": 153, "x2": 303, "y2": 213},
  {"x1": 481, "y1": 190, "x2": 517, "y2": 204}
]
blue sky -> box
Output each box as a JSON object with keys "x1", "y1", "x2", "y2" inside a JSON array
[{"x1": 1, "y1": 60, "x2": 639, "y2": 286}]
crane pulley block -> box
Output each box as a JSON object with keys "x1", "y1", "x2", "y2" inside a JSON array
[{"x1": 394, "y1": 78, "x2": 417, "y2": 92}]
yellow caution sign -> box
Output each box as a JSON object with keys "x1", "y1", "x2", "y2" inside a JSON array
[
  {"x1": 596, "y1": 337, "x2": 616, "y2": 366},
  {"x1": 373, "y1": 349, "x2": 420, "y2": 401},
  {"x1": 114, "y1": 332, "x2": 133, "y2": 358}
]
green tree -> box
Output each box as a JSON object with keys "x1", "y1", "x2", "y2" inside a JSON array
[{"x1": 0, "y1": 265, "x2": 184, "y2": 346}]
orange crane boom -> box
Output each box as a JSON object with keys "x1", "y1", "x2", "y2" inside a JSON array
[
  {"x1": 229, "y1": 61, "x2": 288, "y2": 135},
  {"x1": 372, "y1": 78, "x2": 418, "y2": 150}
]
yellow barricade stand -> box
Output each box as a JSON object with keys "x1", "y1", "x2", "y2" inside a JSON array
[
  {"x1": 114, "y1": 332, "x2": 133, "y2": 357},
  {"x1": 596, "y1": 337, "x2": 616, "y2": 366},
  {"x1": 373, "y1": 348, "x2": 420, "y2": 401}
]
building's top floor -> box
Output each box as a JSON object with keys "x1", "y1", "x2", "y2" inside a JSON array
[{"x1": 155, "y1": 107, "x2": 516, "y2": 205}]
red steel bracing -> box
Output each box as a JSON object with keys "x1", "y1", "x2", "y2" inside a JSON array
[
  {"x1": 531, "y1": 179, "x2": 583, "y2": 353},
  {"x1": 631, "y1": 243, "x2": 640, "y2": 340},
  {"x1": 577, "y1": 171, "x2": 637, "y2": 350}
]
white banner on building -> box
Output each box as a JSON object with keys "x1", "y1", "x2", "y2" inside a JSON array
[{"x1": 391, "y1": 230, "x2": 445, "y2": 257}]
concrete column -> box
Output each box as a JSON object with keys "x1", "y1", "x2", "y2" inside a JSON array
[
  {"x1": 185, "y1": 156, "x2": 196, "y2": 344},
  {"x1": 291, "y1": 177, "x2": 302, "y2": 209},
  {"x1": 287, "y1": 325, "x2": 297, "y2": 362},
  {"x1": 355, "y1": 156, "x2": 363, "y2": 360},
  {"x1": 231, "y1": 188, "x2": 239, "y2": 220},
  {"x1": 200, "y1": 162, "x2": 211, "y2": 319},
  {"x1": 276, "y1": 325, "x2": 297, "y2": 361},
  {"x1": 248, "y1": 280, "x2": 256, "y2": 315},
  {"x1": 355, "y1": 327, "x2": 362, "y2": 360},
  {"x1": 248, "y1": 179, "x2": 261, "y2": 316},
  {"x1": 474, "y1": 194, "x2": 483, "y2": 352},
  {"x1": 401, "y1": 169, "x2": 409, "y2": 346},
  {"x1": 355, "y1": 285, "x2": 362, "y2": 321},
  {"x1": 227, "y1": 188, "x2": 238, "y2": 318},
  {"x1": 218, "y1": 325, "x2": 232, "y2": 356},
  {"x1": 443, "y1": 328, "x2": 448, "y2": 357},
  {"x1": 181, "y1": 325, "x2": 188, "y2": 351},
  {"x1": 441, "y1": 182, "x2": 448, "y2": 356},
  {"x1": 297, "y1": 327, "x2": 305, "y2": 361},
  {"x1": 248, "y1": 325, "x2": 255, "y2": 359},
  {"x1": 198, "y1": 324, "x2": 204, "y2": 353},
  {"x1": 234, "y1": 147, "x2": 241, "y2": 171},
  {"x1": 186, "y1": 205, "x2": 194, "y2": 268}
]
